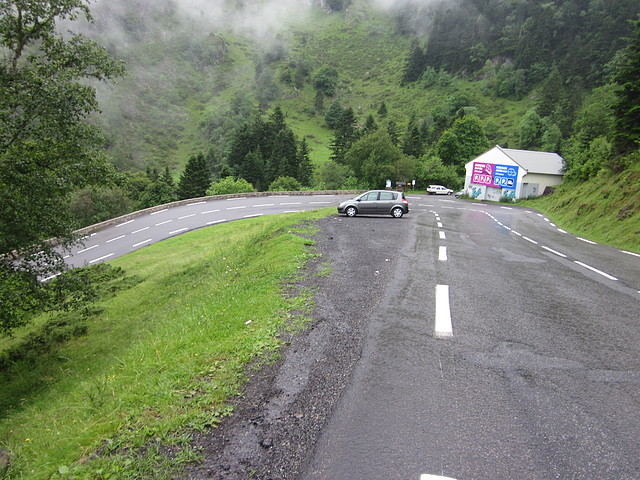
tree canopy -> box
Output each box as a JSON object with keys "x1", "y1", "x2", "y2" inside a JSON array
[{"x1": 0, "y1": 0, "x2": 124, "y2": 332}]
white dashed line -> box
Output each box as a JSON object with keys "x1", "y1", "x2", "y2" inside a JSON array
[
  {"x1": 187, "y1": 201, "x2": 206, "y2": 206},
  {"x1": 280, "y1": 202, "x2": 302, "y2": 206},
  {"x1": 253, "y1": 203, "x2": 274, "y2": 207},
  {"x1": 169, "y1": 228, "x2": 188, "y2": 235},
  {"x1": 574, "y1": 261, "x2": 618, "y2": 281},
  {"x1": 244, "y1": 214, "x2": 264, "y2": 218},
  {"x1": 178, "y1": 214, "x2": 196, "y2": 220},
  {"x1": 542, "y1": 246, "x2": 567, "y2": 258},
  {"x1": 116, "y1": 219, "x2": 134, "y2": 227},
  {"x1": 155, "y1": 220, "x2": 172, "y2": 226},
  {"x1": 439, "y1": 231, "x2": 446, "y2": 240},
  {"x1": 439, "y1": 246, "x2": 448, "y2": 262},
  {"x1": 77, "y1": 244, "x2": 99, "y2": 254},
  {"x1": 577, "y1": 237, "x2": 597, "y2": 244},
  {"x1": 106, "y1": 235, "x2": 125, "y2": 243},
  {"x1": 131, "y1": 227, "x2": 150, "y2": 234},
  {"x1": 227, "y1": 206, "x2": 247, "y2": 210},
  {"x1": 435, "y1": 285, "x2": 453, "y2": 338},
  {"x1": 523, "y1": 236, "x2": 538, "y2": 244},
  {"x1": 133, "y1": 239, "x2": 152, "y2": 247},
  {"x1": 201, "y1": 209, "x2": 220, "y2": 214},
  {"x1": 207, "y1": 219, "x2": 227, "y2": 225},
  {"x1": 150, "y1": 209, "x2": 168, "y2": 215},
  {"x1": 437, "y1": 222, "x2": 443, "y2": 228},
  {"x1": 89, "y1": 253, "x2": 114, "y2": 264},
  {"x1": 310, "y1": 201, "x2": 332, "y2": 204}
]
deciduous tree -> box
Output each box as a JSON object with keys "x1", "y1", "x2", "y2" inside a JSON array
[{"x1": 0, "y1": 0, "x2": 124, "y2": 332}]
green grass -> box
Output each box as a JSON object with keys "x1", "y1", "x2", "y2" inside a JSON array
[
  {"x1": 522, "y1": 165, "x2": 640, "y2": 253},
  {"x1": 0, "y1": 209, "x2": 333, "y2": 479}
]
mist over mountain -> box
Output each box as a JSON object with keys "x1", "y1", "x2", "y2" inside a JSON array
[{"x1": 68, "y1": 0, "x2": 637, "y2": 186}]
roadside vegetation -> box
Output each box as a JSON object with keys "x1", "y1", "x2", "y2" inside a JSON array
[{"x1": 0, "y1": 210, "x2": 331, "y2": 479}]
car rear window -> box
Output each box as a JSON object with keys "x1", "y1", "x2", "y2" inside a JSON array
[{"x1": 379, "y1": 192, "x2": 396, "y2": 200}]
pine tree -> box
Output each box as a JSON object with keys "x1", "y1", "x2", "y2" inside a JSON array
[
  {"x1": 402, "y1": 40, "x2": 427, "y2": 84},
  {"x1": 177, "y1": 153, "x2": 211, "y2": 200},
  {"x1": 362, "y1": 114, "x2": 378, "y2": 136},
  {"x1": 330, "y1": 107, "x2": 359, "y2": 164},
  {"x1": 297, "y1": 138, "x2": 314, "y2": 187},
  {"x1": 612, "y1": 19, "x2": 640, "y2": 153}
]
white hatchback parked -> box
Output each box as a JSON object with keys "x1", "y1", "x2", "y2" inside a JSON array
[{"x1": 426, "y1": 185, "x2": 453, "y2": 195}]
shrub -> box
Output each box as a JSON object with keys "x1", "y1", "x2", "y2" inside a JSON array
[
  {"x1": 207, "y1": 177, "x2": 256, "y2": 195},
  {"x1": 269, "y1": 176, "x2": 302, "y2": 192}
]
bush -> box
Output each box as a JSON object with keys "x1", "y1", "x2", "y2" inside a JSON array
[
  {"x1": 207, "y1": 176, "x2": 256, "y2": 195},
  {"x1": 269, "y1": 176, "x2": 302, "y2": 192}
]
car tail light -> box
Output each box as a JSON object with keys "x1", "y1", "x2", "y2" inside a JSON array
[{"x1": 402, "y1": 198, "x2": 408, "y2": 205}]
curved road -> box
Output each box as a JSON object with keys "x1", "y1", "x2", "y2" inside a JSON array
[
  {"x1": 56, "y1": 193, "x2": 355, "y2": 272},
  {"x1": 57, "y1": 193, "x2": 640, "y2": 479}
]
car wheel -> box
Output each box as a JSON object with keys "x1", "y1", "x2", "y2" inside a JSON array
[
  {"x1": 391, "y1": 207, "x2": 404, "y2": 218},
  {"x1": 345, "y1": 206, "x2": 357, "y2": 217}
]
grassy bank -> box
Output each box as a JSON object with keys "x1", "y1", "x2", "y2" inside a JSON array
[
  {"x1": 522, "y1": 166, "x2": 640, "y2": 253},
  {"x1": 0, "y1": 209, "x2": 332, "y2": 479}
]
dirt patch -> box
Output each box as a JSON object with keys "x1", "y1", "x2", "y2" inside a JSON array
[{"x1": 180, "y1": 215, "x2": 402, "y2": 479}]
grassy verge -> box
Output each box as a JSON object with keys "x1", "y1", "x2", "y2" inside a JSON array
[
  {"x1": 521, "y1": 166, "x2": 640, "y2": 253},
  {"x1": 0, "y1": 209, "x2": 332, "y2": 479}
]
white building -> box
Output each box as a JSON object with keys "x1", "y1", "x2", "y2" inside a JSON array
[{"x1": 464, "y1": 146, "x2": 565, "y2": 201}]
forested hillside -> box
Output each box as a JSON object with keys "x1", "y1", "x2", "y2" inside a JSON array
[{"x1": 60, "y1": 0, "x2": 638, "y2": 228}]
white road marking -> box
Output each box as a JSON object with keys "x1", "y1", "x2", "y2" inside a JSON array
[
  {"x1": 244, "y1": 214, "x2": 264, "y2": 218},
  {"x1": 89, "y1": 253, "x2": 114, "y2": 264},
  {"x1": 439, "y1": 231, "x2": 446, "y2": 240},
  {"x1": 439, "y1": 246, "x2": 448, "y2": 261},
  {"x1": 227, "y1": 206, "x2": 247, "y2": 210},
  {"x1": 201, "y1": 209, "x2": 220, "y2": 214},
  {"x1": 169, "y1": 228, "x2": 188, "y2": 235},
  {"x1": 622, "y1": 250, "x2": 640, "y2": 258},
  {"x1": 310, "y1": 201, "x2": 331, "y2": 204},
  {"x1": 542, "y1": 246, "x2": 567, "y2": 258},
  {"x1": 132, "y1": 239, "x2": 152, "y2": 247},
  {"x1": 437, "y1": 222, "x2": 443, "y2": 228},
  {"x1": 131, "y1": 227, "x2": 150, "y2": 234},
  {"x1": 207, "y1": 219, "x2": 227, "y2": 225},
  {"x1": 187, "y1": 201, "x2": 206, "y2": 206},
  {"x1": 77, "y1": 244, "x2": 99, "y2": 254},
  {"x1": 435, "y1": 285, "x2": 453, "y2": 338},
  {"x1": 178, "y1": 214, "x2": 196, "y2": 220},
  {"x1": 116, "y1": 219, "x2": 134, "y2": 227},
  {"x1": 280, "y1": 202, "x2": 302, "y2": 205},
  {"x1": 574, "y1": 261, "x2": 618, "y2": 281},
  {"x1": 253, "y1": 203, "x2": 274, "y2": 207},
  {"x1": 557, "y1": 228, "x2": 568, "y2": 234},
  {"x1": 500, "y1": 206, "x2": 513, "y2": 210},
  {"x1": 106, "y1": 235, "x2": 125, "y2": 243},
  {"x1": 523, "y1": 236, "x2": 538, "y2": 244},
  {"x1": 577, "y1": 237, "x2": 597, "y2": 244},
  {"x1": 150, "y1": 209, "x2": 168, "y2": 215},
  {"x1": 155, "y1": 220, "x2": 172, "y2": 226}
]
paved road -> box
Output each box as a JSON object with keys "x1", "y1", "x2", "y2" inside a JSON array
[
  {"x1": 55, "y1": 193, "x2": 355, "y2": 273},
  {"x1": 303, "y1": 195, "x2": 640, "y2": 480}
]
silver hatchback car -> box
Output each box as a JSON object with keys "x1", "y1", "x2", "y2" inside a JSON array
[{"x1": 337, "y1": 190, "x2": 409, "y2": 218}]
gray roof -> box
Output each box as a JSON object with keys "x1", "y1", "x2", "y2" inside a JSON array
[{"x1": 499, "y1": 146, "x2": 565, "y2": 175}]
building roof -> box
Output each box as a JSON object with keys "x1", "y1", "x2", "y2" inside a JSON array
[{"x1": 498, "y1": 146, "x2": 565, "y2": 175}]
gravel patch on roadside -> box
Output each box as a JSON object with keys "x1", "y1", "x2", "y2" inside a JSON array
[{"x1": 181, "y1": 214, "x2": 407, "y2": 479}]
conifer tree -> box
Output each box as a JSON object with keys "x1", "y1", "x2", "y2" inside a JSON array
[
  {"x1": 612, "y1": 19, "x2": 640, "y2": 153},
  {"x1": 330, "y1": 107, "x2": 359, "y2": 164},
  {"x1": 177, "y1": 153, "x2": 211, "y2": 199},
  {"x1": 297, "y1": 138, "x2": 314, "y2": 187}
]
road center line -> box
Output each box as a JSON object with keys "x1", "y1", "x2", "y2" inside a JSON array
[
  {"x1": 574, "y1": 261, "x2": 618, "y2": 280},
  {"x1": 150, "y1": 208, "x2": 168, "y2": 215},
  {"x1": 155, "y1": 220, "x2": 172, "y2": 226},
  {"x1": 178, "y1": 214, "x2": 196, "y2": 220},
  {"x1": 116, "y1": 219, "x2": 134, "y2": 227},
  {"x1": 438, "y1": 246, "x2": 448, "y2": 261},
  {"x1": 106, "y1": 235, "x2": 125, "y2": 243},
  {"x1": 77, "y1": 244, "x2": 99, "y2": 254},
  {"x1": 227, "y1": 206, "x2": 247, "y2": 210},
  {"x1": 542, "y1": 245, "x2": 567, "y2": 258},
  {"x1": 131, "y1": 227, "x2": 150, "y2": 234},
  {"x1": 435, "y1": 285, "x2": 453, "y2": 338},
  {"x1": 439, "y1": 231, "x2": 446, "y2": 240}
]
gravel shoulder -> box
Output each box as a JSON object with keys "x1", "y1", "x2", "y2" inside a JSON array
[{"x1": 182, "y1": 214, "x2": 411, "y2": 479}]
